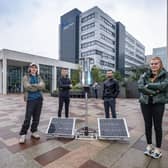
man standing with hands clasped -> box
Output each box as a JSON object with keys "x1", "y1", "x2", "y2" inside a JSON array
[
  {"x1": 58, "y1": 68, "x2": 72, "y2": 118},
  {"x1": 103, "y1": 70, "x2": 120, "y2": 118}
]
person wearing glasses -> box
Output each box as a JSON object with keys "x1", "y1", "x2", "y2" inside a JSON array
[{"x1": 138, "y1": 57, "x2": 168, "y2": 159}]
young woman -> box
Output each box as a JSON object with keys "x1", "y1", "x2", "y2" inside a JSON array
[
  {"x1": 138, "y1": 57, "x2": 168, "y2": 159},
  {"x1": 19, "y1": 63, "x2": 45, "y2": 144}
]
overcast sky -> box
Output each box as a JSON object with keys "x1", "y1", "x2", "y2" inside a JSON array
[{"x1": 0, "y1": 0, "x2": 166, "y2": 59}]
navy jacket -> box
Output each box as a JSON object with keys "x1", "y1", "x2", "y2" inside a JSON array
[{"x1": 58, "y1": 76, "x2": 72, "y2": 98}]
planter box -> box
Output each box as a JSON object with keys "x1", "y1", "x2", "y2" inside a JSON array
[{"x1": 51, "y1": 90, "x2": 85, "y2": 98}]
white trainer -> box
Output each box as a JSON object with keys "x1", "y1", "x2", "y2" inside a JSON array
[
  {"x1": 19, "y1": 135, "x2": 26, "y2": 144},
  {"x1": 31, "y1": 132, "x2": 40, "y2": 139}
]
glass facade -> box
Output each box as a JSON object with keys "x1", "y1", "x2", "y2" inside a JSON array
[
  {"x1": 56, "y1": 67, "x2": 62, "y2": 88},
  {"x1": 7, "y1": 66, "x2": 21, "y2": 93},
  {"x1": 39, "y1": 64, "x2": 52, "y2": 92}
]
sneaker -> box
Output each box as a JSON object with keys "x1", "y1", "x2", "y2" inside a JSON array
[
  {"x1": 151, "y1": 152, "x2": 162, "y2": 159},
  {"x1": 19, "y1": 135, "x2": 26, "y2": 144},
  {"x1": 31, "y1": 132, "x2": 40, "y2": 139},
  {"x1": 144, "y1": 148, "x2": 153, "y2": 157}
]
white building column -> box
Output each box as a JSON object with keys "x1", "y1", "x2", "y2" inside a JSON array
[
  {"x1": 52, "y1": 66, "x2": 57, "y2": 92},
  {"x1": 0, "y1": 61, "x2": 2, "y2": 94},
  {"x1": 21, "y1": 66, "x2": 24, "y2": 92},
  {"x1": 68, "y1": 68, "x2": 71, "y2": 79},
  {"x1": 2, "y1": 58, "x2": 7, "y2": 94}
]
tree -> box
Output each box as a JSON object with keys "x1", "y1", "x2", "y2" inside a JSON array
[
  {"x1": 128, "y1": 65, "x2": 149, "y2": 81},
  {"x1": 91, "y1": 65, "x2": 100, "y2": 82},
  {"x1": 71, "y1": 66, "x2": 81, "y2": 86},
  {"x1": 113, "y1": 71, "x2": 123, "y2": 82}
]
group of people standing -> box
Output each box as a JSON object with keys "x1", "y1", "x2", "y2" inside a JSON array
[{"x1": 19, "y1": 57, "x2": 168, "y2": 159}]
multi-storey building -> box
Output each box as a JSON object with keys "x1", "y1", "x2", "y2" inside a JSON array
[
  {"x1": 124, "y1": 32, "x2": 145, "y2": 75},
  {"x1": 59, "y1": 9, "x2": 81, "y2": 63},
  {"x1": 60, "y1": 6, "x2": 146, "y2": 80},
  {"x1": 79, "y1": 7, "x2": 116, "y2": 73}
]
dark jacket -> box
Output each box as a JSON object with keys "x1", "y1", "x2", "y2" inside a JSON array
[
  {"x1": 103, "y1": 78, "x2": 120, "y2": 99},
  {"x1": 138, "y1": 68, "x2": 168, "y2": 104},
  {"x1": 58, "y1": 76, "x2": 72, "y2": 98}
]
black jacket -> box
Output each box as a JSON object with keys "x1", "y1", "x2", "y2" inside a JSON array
[
  {"x1": 58, "y1": 76, "x2": 72, "y2": 98},
  {"x1": 103, "y1": 78, "x2": 120, "y2": 99}
]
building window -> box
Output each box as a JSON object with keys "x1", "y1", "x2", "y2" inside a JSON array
[
  {"x1": 100, "y1": 24, "x2": 115, "y2": 37},
  {"x1": 100, "y1": 60, "x2": 115, "y2": 68},
  {"x1": 100, "y1": 33, "x2": 115, "y2": 45},
  {"x1": 136, "y1": 42, "x2": 144, "y2": 51},
  {"x1": 7, "y1": 66, "x2": 21, "y2": 93},
  {"x1": 125, "y1": 55, "x2": 144, "y2": 64},
  {"x1": 100, "y1": 16, "x2": 115, "y2": 30},
  {"x1": 39, "y1": 64, "x2": 52, "y2": 92},
  {"x1": 81, "y1": 13, "x2": 95, "y2": 23},
  {"x1": 81, "y1": 49, "x2": 115, "y2": 60},
  {"x1": 126, "y1": 36, "x2": 135, "y2": 44},
  {"x1": 81, "y1": 31, "x2": 95, "y2": 40},
  {"x1": 81, "y1": 22, "x2": 95, "y2": 31},
  {"x1": 81, "y1": 40, "x2": 96, "y2": 48}
]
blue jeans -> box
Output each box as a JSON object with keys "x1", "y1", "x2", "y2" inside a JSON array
[{"x1": 104, "y1": 98, "x2": 116, "y2": 118}]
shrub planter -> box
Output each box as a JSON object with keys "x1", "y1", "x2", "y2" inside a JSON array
[{"x1": 126, "y1": 81, "x2": 139, "y2": 98}]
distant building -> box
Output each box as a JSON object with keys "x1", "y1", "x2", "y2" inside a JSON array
[
  {"x1": 146, "y1": 47, "x2": 168, "y2": 70},
  {"x1": 60, "y1": 6, "x2": 146, "y2": 79},
  {"x1": 59, "y1": 9, "x2": 81, "y2": 63},
  {"x1": 124, "y1": 32, "x2": 145, "y2": 76},
  {"x1": 0, "y1": 49, "x2": 78, "y2": 94}
]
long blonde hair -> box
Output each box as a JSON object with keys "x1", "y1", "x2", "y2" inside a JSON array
[
  {"x1": 150, "y1": 56, "x2": 164, "y2": 70},
  {"x1": 149, "y1": 57, "x2": 164, "y2": 82}
]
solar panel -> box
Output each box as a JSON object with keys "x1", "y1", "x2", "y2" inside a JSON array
[
  {"x1": 97, "y1": 118, "x2": 130, "y2": 140},
  {"x1": 46, "y1": 117, "x2": 76, "y2": 138}
]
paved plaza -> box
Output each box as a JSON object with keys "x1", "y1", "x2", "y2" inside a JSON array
[{"x1": 0, "y1": 94, "x2": 168, "y2": 168}]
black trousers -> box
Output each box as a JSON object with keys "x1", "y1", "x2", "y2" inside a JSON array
[
  {"x1": 58, "y1": 97, "x2": 70, "y2": 118},
  {"x1": 140, "y1": 103, "x2": 165, "y2": 148},
  {"x1": 94, "y1": 89, "x2": 98, "y2": 98},
  {"x1": 104, "y1": 98, "x2": 116, "y2": 118},
  {"x1": 20, "y1": 98, "x2": 43, "y2": 135}
]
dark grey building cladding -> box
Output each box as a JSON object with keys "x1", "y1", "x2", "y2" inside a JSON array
[
  {"x1": 59, "y1": 9, "x2": 81, "y2": 63},
  {"x1": 116, "y1": 22, "x2": 126, "y2": 76}
]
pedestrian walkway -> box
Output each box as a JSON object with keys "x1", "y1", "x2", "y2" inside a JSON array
[{"x1": 0, "y1": 94, "x2": 168, "y2": 168}]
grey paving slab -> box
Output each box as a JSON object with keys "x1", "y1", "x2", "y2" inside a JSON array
[
  {"x1": 110, "y1": 148, "x2": 151, "y2": 168},
  {"x1": 0, "y1": 148, "x2": 42, "y2": 168}
]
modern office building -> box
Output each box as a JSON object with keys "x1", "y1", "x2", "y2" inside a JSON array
[
  {"x1": 60, "y1": 6, "x2": 146, "y2": 77},
  {"x1": 146, "y1": 47, "x2": 168, "y2": 70},
  {"x1": 79, "y1": 7, "x2": 116, "y2": 73},
  {"x1": 59, "y1": 9, "x2": 81, "y2": 63},
  {"x1": 124, "y1": 32, "x2": 145, "y2": 75},
  {"x1": 0, "y1": 49, "x2": 78, "y2": 94}
]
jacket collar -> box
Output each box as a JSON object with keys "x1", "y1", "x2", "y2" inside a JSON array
[{"x1": 145, "y1": 68, "x2": 167, "y2": 78}]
